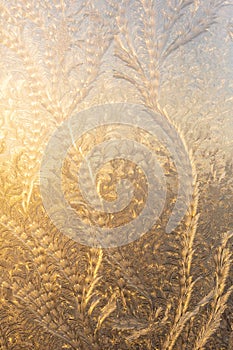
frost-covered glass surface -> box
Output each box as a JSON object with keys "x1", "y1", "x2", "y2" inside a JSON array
[{"x1": 0, "y1": 1, "x2": 233, "y2": 349}]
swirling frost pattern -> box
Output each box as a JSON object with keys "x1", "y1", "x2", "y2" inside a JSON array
[{"x1": 40, "y1": 103, "x2": 193, "y2": 247}]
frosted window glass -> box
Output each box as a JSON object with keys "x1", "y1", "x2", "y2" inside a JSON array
[{"x1": 1, "y1": 1, "x2": 232, "y2": 349}]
